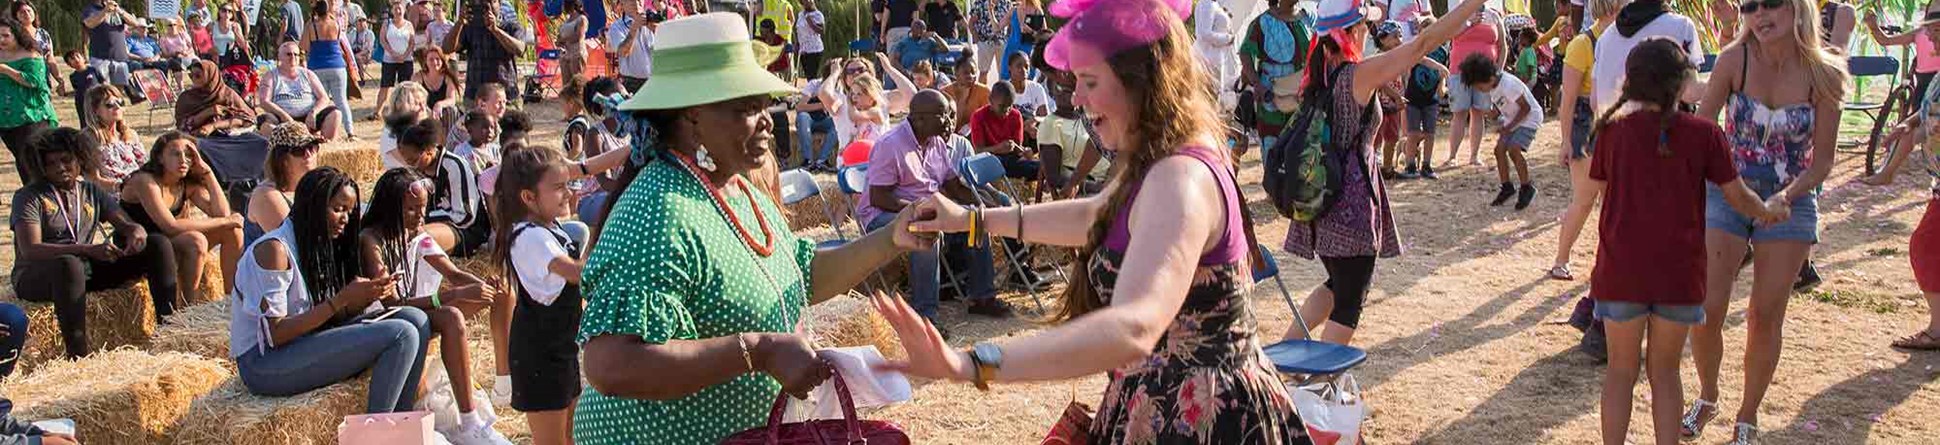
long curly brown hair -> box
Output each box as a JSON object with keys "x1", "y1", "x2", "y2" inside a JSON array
[{"x1": 1054, "y1": 6, "x2": 1228, "y2": 322}]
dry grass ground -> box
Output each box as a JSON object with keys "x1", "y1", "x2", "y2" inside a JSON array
[{"x1": 1, "y1": 77, "x2": 1936, "y2": 444}]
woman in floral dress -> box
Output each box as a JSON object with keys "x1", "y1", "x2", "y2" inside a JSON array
[{"x1": 881, "y1": 0, "x2": 1309, "y2": 441}]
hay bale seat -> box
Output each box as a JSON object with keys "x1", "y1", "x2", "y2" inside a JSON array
[
  {"x1": 151, "y1": 299, "x2": 233, "y2": 365},
  {"x1": 190, "y1": 256, "x2": 227, "y2": 306},
  {"x1": 0, "y1": 349, "x2": 229, "y2": 444},
  {"x1": 1, "y1": 281, "x2": 158, "y2": 375},
  {"x1": 317, "y1": 147, "x2": 383, "y2": 187},
  {"x1": 801, "y1": 294, "x2": 903, "y2": 360},
  {"x1": 178, "y1": 377, "x2": 369, "y2": 445},
  {"x1": 783, "y1": 173, "x2": 857, "y2": 232}
]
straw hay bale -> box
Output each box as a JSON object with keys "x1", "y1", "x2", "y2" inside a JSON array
[
  {"x1": 0, "y1": 349, "x2": 229, "y2": 444},
  {"x1": 2, "y1": 281, "x2": 158, "y2": 375},
  {"x1": 150, "y1": 299, "x2": 233, "y2": 364},
  {"x1": 178, "y1": 377, "x2": 370, "y2": 445},
  {"x1": 783, "y1": 174, "x2": 857, "y2": 231},
  {"x1": 803, "y1": 294, "x2": 904, "y2": 360},
  {"x1": 318, "y1": 147, "x2": 383, "y2": 186},
  {"x1": 190, "y1": 256, "x2": 227, "y2": 306},
  {"x1": 452, "y1": 256, "x2": 507, "y2": 288}
]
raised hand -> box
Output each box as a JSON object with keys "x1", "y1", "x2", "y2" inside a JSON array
[{"x1": 867, "y1": 290, "x2": 971, "y2": 382}]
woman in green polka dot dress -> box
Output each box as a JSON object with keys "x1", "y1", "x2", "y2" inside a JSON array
[{"x1": 573, "y1": 13, "x2": 931, "y2": 444}]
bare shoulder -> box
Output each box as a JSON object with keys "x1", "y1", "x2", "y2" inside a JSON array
[{"x1": 253, "y1": 238, "x2": 290, "y2": 270}]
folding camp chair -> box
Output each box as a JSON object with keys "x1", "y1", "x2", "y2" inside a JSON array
[
  {"x1": 131, "y1": 69, "x2": 181, "y2": 127},
  {"x1": 1845, "y1": 55, "x2": 1909, "y2": 174},
  {"x1": 957, "y1": 152, "x2": 1064, "y2": 312},
  {"x1": 1253, "y1": 244, "x2": 1368, "y2": 382},
  {"x1": 783, "y1": 167, "x2": 890, "y2": 293},
  {"x1": 524, "y1": 48, "x2": 564, "y2": 103}
]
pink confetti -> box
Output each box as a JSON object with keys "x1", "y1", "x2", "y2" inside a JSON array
[{"x1": 1803, "y1": 420, "x2": 1820, "y2": 432}]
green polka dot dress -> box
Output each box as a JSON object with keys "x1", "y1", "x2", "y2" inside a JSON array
[{"x1": 573, "y1": 160, "x2": 816, "y2": 444}]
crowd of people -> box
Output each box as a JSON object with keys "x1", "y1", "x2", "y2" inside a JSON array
[{"x1": 0, "y1": 0, "x2": 1934, "y2": 443}]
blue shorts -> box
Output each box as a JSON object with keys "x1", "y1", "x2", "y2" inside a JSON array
[
  {"x1": 1595, "y1": 300, "x2": 1706, "y2": 325},
  {"x1": 1500, "y1": 126, "x2": 1538, "y2": 150},
  {"x1": 1568, "y1": 97, "x2": 1595, "y2": 159},
  {"x1": 1447, "y1": 75, "x2": 1494, "y2": 111},
  {"x1": 1405, "y1": 104, "x2": 1440, "y2": 135},
  {"x1": 1705, "y1": 180, "x2": 1819, "y2": 244}
]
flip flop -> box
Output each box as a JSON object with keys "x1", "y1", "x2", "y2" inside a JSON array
[
  {"x1": 1548, "y1": 266, "x2": 1574, "y2": 281},
  {"x1": 1891, "y1": 330, "x2": 1940, "y2": 350}
]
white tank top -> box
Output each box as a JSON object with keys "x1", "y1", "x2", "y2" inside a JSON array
[{"x1": 384, "y1": 21, "x2": 414, "y2": 63}]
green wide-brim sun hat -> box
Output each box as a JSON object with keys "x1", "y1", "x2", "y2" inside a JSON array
[{"x1": 618, "y1": 13, "x2": 798, "y2": 111}]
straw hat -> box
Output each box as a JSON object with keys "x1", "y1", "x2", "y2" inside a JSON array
[{"x1": 617, "y1": 13, "x2": 797, "y2": 111}]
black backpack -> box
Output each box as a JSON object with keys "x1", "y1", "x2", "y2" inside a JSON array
[{"x1": 1263, "y1": 65, "x2": 1375, "y2": 222}]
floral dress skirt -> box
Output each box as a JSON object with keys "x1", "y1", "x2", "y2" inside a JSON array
[{"x1": 1086, "y1": 249, "x2": 1309, "y2": 444}]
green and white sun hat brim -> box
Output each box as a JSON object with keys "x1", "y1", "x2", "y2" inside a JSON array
[{"x1": 618, "y1": 13, "x2": 798, "y2": 111}]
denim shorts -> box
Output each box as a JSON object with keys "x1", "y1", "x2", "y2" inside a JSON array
[
  {"x1": 1405, "y1": 104, "x2": 1440, "y2": 135},
  {"x1": 1568, "y1": 97, "x2": 1595, "y2": 159},
  {"x1": 1447, "y1": 75, "x2": 1494, "y2": 111},
  {"x1": 1501, "y1": 126, "x2": 1538, "y2": 150},
  {"x1": 1706, "y1": 180, "x2": 1819, "y2": 243},
  {"x1": 1595, "y1": 300, "x2": 1706, "y2": 325}
]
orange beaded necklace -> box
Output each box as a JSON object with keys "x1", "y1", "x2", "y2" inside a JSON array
[{"x1": 670, "y1": 150, "x2": 777, "y2": 257}]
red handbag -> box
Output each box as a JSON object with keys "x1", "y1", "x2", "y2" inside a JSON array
[{"x1": 720, "y1": 367, "x2": 910, "y2": 445}]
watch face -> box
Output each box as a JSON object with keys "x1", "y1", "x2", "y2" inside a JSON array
[{"x1": 973, "y1": 342, "x2": 1002, "y2": 366}]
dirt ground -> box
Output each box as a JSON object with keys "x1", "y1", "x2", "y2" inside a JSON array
[{"x1": 8, "y1": 78, "x2": 1940, "y2": 444}]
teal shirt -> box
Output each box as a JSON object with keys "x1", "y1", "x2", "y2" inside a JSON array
[
  {"x1": 0, "y1": 57, "x2": 56, "y2": 129},
  {"x1": 573, "y1": 159, "x2": 817, "y2": 444}
]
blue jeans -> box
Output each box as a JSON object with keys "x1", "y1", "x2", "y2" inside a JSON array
[
  {"x1": 1595, "y1": 300, "x2": 1706, "y2": 325},
  {"x1": 237, "y1": 307, "x2": 433, "y2": 413},
  {"x1": 868, "y1": 212, "x2": 996, "y2": 320},
  {"x1": 577, "y1": 190, "x2": 611, "y2": 228},
  {"x1": 0, "y1": 303, "x2": 26, "y2": 379},
  {"x1": 796, "y1": 112, "x2": 838, "y2": 166}
]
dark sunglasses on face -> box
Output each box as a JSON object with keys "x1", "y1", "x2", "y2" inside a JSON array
[
  {"x1": 1739, "y1": 0, "x2": 1788, "y2": 14},
  {"x1": 104, "y1": 98, "x2": 126, "y2": 109}
]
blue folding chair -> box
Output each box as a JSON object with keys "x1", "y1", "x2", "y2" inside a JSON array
[
  {"x1": 778, "y1": 168, "x2": 850, "y2": 246},
  {"x1": 1253, "y1": 244, "x2": 1368, "y2": 379},
  {"x1": 956, "y1": 153, "x2": 1061, "y2": 312},
  {"x1": 848, "y1": 38, "x2": 879, "y2": 54},
  {"x1": 1845, "y1": 55, "x2": 1909, "y2": 173}
]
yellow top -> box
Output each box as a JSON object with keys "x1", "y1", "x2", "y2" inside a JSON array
[{"x1": 1563, "y1": 25, "x2": 1603, "y2": 94}]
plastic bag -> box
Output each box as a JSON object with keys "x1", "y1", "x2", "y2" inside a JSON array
[{"x1": 1289, "y1": 374, "x2": 1367, "y2": 445}]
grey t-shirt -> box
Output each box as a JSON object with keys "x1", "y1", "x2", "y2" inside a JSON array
[{"x1": 10, "y1": 182, "x2": 117, "y2": 246}]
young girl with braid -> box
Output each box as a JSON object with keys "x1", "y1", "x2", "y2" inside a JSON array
[
  {"x1": 1584, "y1": 38, "x2": 1787, "y2": 445},
  {"x1": 355, "y1": 168, "x2": 511, "y2": 444}
]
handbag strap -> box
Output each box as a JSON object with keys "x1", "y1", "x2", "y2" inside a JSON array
[{"x1": 761, "y1": 360, "x2": 864, "y2": 443}]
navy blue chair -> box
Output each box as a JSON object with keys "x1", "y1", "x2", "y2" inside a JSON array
[
  {"x1": 1254, "y1": 245, "x2": 1368, "y2": 378},
  {"x1": 955, "y1": 153, "x2": 1052, "y2": 312},
  {"x1": 1846, "y1": 55, "x2": 1909, "y2": 174}
]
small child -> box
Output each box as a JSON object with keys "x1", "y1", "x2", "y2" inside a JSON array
[
  {"x1": 453, "y1": 112, "x2": 503, "y2": 171},
  {"x1": 355, "y1": 168, "x2": 511, "y2": 444},
  {"x1": 1513, "y1": 28, "x2": 1541, "y2": 85},
  {"x1": 448, "y1": 82, "x2": 510, "y2": 148},
  {"x1": 1371, "y1": 22, "x2": 1410, "y2": 179},
  {"x1": 65, "y1": 51, "x2": 104, "y2": 129},
  {"x1": 498, "y1": 109, "x2": 532, "y2": 149},
  {"x1": 1585, "y1": 38, "x2": 1786, "y2": 445},
  {"x1": 388, "y1": 115, "x2": 489, "y2": 258},
  {"x1": 970, "y1": 81, "x2": 1042, "y2": 179},
  {"x1": 1401, "y1": 18, "x2": 1448, "y2": 179},
  {"x1": 491, "y1": 147, "x2": 588, "y2": 445},
  {"x1": 1459, "y1": 54, "x2": 1543, "y2": 210}
]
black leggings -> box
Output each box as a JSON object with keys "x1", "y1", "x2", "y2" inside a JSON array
[
  {"x1": 1320, "y1": 256, "x2": 1377, "y2": 329},
  {"x1": 12, "y1": 240, "x2": 179, "y2": 358}
]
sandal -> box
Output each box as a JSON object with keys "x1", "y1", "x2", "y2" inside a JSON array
[
  {"x1": 1548, "y1": 266, "x2": 1574, "y2": 281},
  {"x1": 1728, "y1": 423, "x2": 1758, "y2": 445},
  {"x1": 1680, "y1": 399, "x2": 1719, "y2": 441},
  {"x1": 1891, "y1": 330, "x2": 1940, "y2": 350}
]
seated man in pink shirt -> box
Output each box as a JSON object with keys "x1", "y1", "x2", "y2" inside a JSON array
[{"x1": 855, "y1": 91, "x2": 1014, "y2": 333}]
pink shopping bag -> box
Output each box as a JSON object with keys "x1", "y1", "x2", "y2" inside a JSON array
[{"x1": 338, "y1": 411, "x2": 436, "y2": 445}]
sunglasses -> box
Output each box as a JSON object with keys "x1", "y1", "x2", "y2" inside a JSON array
[
  {"x1": 1738, "y1": 0, "x2": 1788, "y2": 14},
  {"x1": 281, "y1": 51, "x2": 303, "y2": 57},
  {"x1": 104, "y1": 98, "x2": 126, "y2": 109}
]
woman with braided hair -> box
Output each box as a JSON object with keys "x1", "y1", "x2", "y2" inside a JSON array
[{"x1": 227, "y1": 166, "x2": 432, "y2": 417}]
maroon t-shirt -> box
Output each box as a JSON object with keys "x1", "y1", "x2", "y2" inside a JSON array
[{"x1": 1589, "y1": 111, "x2": 1739, "y2": 305}]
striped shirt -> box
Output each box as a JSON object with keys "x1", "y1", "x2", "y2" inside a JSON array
[{"x1": 427, "y1": 151, "x2": 482, "y2": 229}]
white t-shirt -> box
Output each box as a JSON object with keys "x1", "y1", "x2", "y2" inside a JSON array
[
  {"x1": 1010, "y1": 80, "x2": 1052, "y2": 117},
  {"x1": 797, "y1": 11, "x2": 826, "y2": 54},
  {"x1": 360, "y1": 232, "x2": 446, "y2": 315},
  {"x1": 511, "y1": 222, "x2": 571, "y2": 305},
  {"x1": 1591, "y1": 13, "x2": 1704, "y2": 110},
  {"x1": 1488, "y1": 72, "x2": 1543, "y2": 129},
  {"x1": 454, "y1": 141, "x2": 501, "y2": 170},
  {"x1": 379, "y1": 131, "x2": 406, "y2": 170}
]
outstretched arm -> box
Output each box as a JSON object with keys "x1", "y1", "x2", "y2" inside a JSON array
[{"x1": 1355, "y1": 0, "x2": 1489, "y2": 102}]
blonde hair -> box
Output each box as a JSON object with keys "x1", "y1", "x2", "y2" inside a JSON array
[
  {"x1": 1588, "y1": 0, "x2": 1628, "y2": 20},
  {"x1": 1055, "y1": 6, "x2": 1227, "y2": 322},
  {"x1": 388, "y1": 81, "x2": 430, "y2": 116},
  {"x1": 1727, "y1": 0, "x2": 1848, "y2": 106},
  {"x1": 849, "y1": 74, "x2": 886, "y2": 110}
]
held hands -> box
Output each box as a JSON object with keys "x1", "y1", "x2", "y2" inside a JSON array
[
  {"x1": 886, "y1": 205, "x2": 937, "y2": 251},
  {"x1": 751, "y1": 333, "x2": 834, "y2": 399},
  {"x1": 867, "y1": 290, "x2": 974, "y2": 382},
  {"x1": 904, "y1": 193, "x2": 971, "y2": 234},
  {"x1": 1755, "y1": 195, "x2": 1793, "y2": 226}
]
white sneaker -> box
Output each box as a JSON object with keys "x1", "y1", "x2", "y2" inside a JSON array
[
  {"x1": 450, "y1": 422, "x2": 515, "y2": 445},
  {"x1": 491, "y1": 375, "x2": 513, "y2": 407}
]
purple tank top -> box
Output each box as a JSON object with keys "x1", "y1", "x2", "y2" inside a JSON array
[{"x1": 1102, "y1": 146, "x2": 1248, "y2": 266}]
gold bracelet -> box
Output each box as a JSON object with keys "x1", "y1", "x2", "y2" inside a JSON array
[{"x1": 737, "y1": 334, "x2": 756, "y2": 373}]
